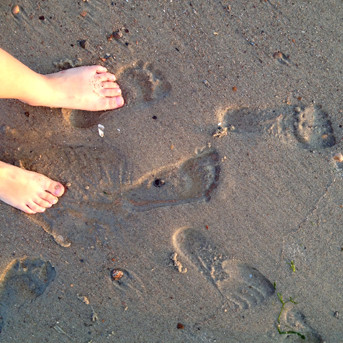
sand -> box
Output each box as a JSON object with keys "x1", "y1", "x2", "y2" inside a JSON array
[{"x1": 0, "y1": 0, "x2": 342, "y2": 342}]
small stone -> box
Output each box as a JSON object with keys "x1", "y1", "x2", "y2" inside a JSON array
[
  {"x1": 79, "y1": 40, "x2": 87, "y2": 49},
  {"x1": 333, "y1": 153, "x2": 343, "y2": 162},
  {"x1": 177, "y1": 323, "x2": 185, "y2": 329},
  {"x1": 113, "y1": 30, "x2": 123, "y2": 40},
  {"x1": 202, "y1": 80, "x2": 210, "y2": 87},
  {"x1": 213, "y1": 126, "x2": 228, "y2": 138},
  {"x1": 111, "y1": 269, "x2": 124, "y2": 281},
  {"x1": 273, "y1": 51, "x2": 283, "y2": 59},
  {"x1": 294, "y1": 106, "x2": 301, "y2": 113},
  {"x1": 12, "y1": 5, "x2": 20, "y2": 15},
  {"x1": 80, "y1": 10, "x2": 87, "y2": 17},
  {"x1": 334, "y1": 311, "x2": 339, "y2": 319},
  {"x1": 153, "y1": 179, "x2": 165, "y2": 187},
  {"x1": 82, "y1": 296, "x2": 90, "y2": 305}
]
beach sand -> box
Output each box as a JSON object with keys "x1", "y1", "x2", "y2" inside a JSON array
[{"x1": 0, "y1": 0, "x2": 342, "y2": 342}]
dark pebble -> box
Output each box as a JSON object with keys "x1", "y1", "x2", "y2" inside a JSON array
[
  {"x1": 79, "y1": 40, "x2": 87, "y2": 49},
  {"x1": 113, "y1": 30, "x2": 123, "y2": 40},
  {"x1": 153, "y1": 179, "x2": 165, "y2": 188}
]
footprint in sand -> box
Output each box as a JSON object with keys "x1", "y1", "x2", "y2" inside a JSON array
[
  {"x1": 218, "y1": 104, "x2": 336, "y2": 151},
  {"x1": 122, "y1": 148, "x2": 220, "y2": 212},
  {"x1": 63, "y1": 61, "x2": 172, "y2": 129},
  {"x1": 0, "y1": 258, "x2": 56, "y2": 334},
  {"x1": 293, "y1": 105, "x2": 335, "y2": 150},
  {"x1": 172, "y1": 227, "x2": 275, "y2": 310},
  {"x1": 21, "y1": 144, "x2": 129, "y2": 248},
  {"x1": 276, "y1": 307, "x2": 324, "y2": 343},
  {"x1": 117, "y1": 60, "x2": 172, "y2": 107},
  {"x1": 21, "y1": 146, "x2": 220, "y2": 247}
]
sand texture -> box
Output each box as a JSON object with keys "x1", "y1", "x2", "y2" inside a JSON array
[{"x1": 0, "y1": 0, "x2": 343, "y2": 342}]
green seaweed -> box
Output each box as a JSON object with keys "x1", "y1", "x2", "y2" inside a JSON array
[
  {"x1": 276, "y1": 292, "x2": 306, "y2": 340},
  {"x1": 287, "y1": 260, "x2": 296, "y2": 272}
]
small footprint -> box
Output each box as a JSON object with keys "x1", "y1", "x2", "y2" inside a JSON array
[
  {"x1": 117, "y1": 60, "x2": 172, "y2": 108},
  {"x1": 219, "y1": 104, "x2": 336, "y2": 150},
  {"x1": 0, "y1": 258, "x2": 56, "y2": 334},
  {"x1": 277, "y1": 307, "x2": 324, "y2": 343},
  {"x1": 123, "y1": 148, "x2": 220, "y2": 212},
  {"x1": 293, "y1": 105, "x2": 335, "y2": 150},
  {"x1": 172, "y1": 227, "x2": 275, "y2": 310}
]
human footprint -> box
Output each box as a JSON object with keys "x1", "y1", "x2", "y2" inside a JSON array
[{"x1": 0, "y1": 161, "x2": 65, "y2": 214}]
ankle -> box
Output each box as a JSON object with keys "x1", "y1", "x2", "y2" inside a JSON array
[{"x1": 17, "y1": 73, "x2": 53, "y2": 107}]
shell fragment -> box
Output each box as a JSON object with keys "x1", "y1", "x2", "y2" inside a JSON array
[{"x1": 98, "y1": 124, "x2": 105, "y2": 137}]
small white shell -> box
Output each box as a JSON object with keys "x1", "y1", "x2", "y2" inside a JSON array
[{"x1": 98, "y1": 124, "x2": 105, "y2": 137}]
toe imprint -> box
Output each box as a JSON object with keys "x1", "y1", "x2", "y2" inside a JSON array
[{"x1": 117, "y1": 61, "x2": 172, "y2": 108}]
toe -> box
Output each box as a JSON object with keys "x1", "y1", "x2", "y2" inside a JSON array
[
  {"x1": 95, "y1": 65, "x2": 108, "y2": 73},
  {"x1": 27, "y1": 201, "x2": 46, "y2": 213},
  {"x1": 96, "y1": 72, "x2": 116, "y2": 82},
  {"x1": 47, "y1": 182, "x2": 65, "y2": 197},
  {"x1": 103, "y1": 96, "x2": 125, "y2": 110},
  {"x1": 115, "y1": 96, "x2": 125, "y2": 108},
  {"x1": 101, "y1": 88, "x2": 122, "y2": 97},
  {"x1": 41, "y1": 192, "x2": 59, "y2": 205},
  {"x1": 22, "y1": 205, "x2": 36, "y2": 214},
  {"x1": 102, "y1": 81, "x2": 121, "y2": 89},
  {"x1": 34, "y1": 197, "x2": 53, "y2": 209}
]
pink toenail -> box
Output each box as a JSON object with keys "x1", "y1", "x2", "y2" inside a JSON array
[
  {"x1": 54, "y1": 184, "x2": 63, "y2": 196},
  {"x1": 116, "y1": 97, "x2": 124, "y2": 107}
]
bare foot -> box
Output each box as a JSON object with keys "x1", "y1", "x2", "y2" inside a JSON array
[
  {"x1": 0, "y1": 161, "x2": 65, "y2": 214},
  {"x1": 23, "y1": 65, "x2": 124, "y2": 111}
]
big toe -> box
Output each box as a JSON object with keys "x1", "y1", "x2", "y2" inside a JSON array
[{"x1": 47, "y1": 182, "x2": 65, "y2": 197}]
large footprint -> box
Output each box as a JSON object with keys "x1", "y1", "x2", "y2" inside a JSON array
[
  {"x1": 219, "y1": 104, "x2": 336, "y2": 151},
  {"x1": 21, "y1": 146, "x2": 220, "y2": 247},
  {"x1": 122, "y1": 148, "x2": 220, "y2": 212},
  {"x1": 21, "y1": 144, "x2": 128, "y2": 247},
  {"x1": 0, "y1": 258, "x2": 56, "y2": 334},
  {"x1": 172, "y1": 227, "x2": 275, "y2": 310}
]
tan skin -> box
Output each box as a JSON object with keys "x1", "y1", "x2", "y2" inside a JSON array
[{"x1": 0, "y1": 48, "x2": 124, "y2": 214}]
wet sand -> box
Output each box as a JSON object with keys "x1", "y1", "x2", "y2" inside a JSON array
[{"x1": 0, "y1": 1, "x2": 342, "y2": 342}]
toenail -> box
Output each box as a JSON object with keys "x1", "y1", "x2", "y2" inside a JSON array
[
  {"x1": 53, "y1": 199, "x2": 58, "y2": 204},
  {"x1": 116, "y1": 97, "x2": 124, "y2": 106}
]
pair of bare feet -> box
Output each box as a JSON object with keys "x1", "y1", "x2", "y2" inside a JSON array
[{"x1": 0, "y1": 58, "x2": 124, "y2": 214}]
